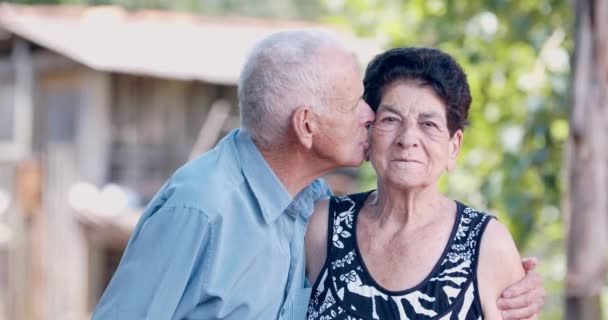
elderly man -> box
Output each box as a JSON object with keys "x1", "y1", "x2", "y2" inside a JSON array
[{"x1": 92, "y1": 30, "x2": 543, "y2": 320}]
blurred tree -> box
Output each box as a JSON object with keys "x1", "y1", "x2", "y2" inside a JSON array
[
  {"x1": 566, "y1": 0, "x2": 608, "y2": 319},
  {"x1": 323, "y1": 0, "x2": 571, "y2": 251}
]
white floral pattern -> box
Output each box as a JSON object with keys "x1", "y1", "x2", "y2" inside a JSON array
[
  {"x1": 332, "y1": 222, "x2": 352, "y2": 249},
  {"x1": 331, "y1": 250, "x2": 356, "y2": 269}
]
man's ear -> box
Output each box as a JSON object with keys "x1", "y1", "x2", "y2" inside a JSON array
[
  {"x1": 446, "y1": 129, "x2": 463, "y2": 171},
  {"x1": 292, "y1": 107, "x2": 317, "y2": 149}
]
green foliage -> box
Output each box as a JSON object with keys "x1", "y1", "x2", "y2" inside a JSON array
[{"x1": 328, "y1": 0, "x2": 572, "y2": 250}]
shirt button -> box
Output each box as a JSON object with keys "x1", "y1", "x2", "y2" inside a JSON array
[{"x1": 281, "y1": 308, "x2": 286, "y2": 316}]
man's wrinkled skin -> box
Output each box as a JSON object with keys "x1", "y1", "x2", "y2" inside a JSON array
[{"x1": 498, "y1": 258, "x2": 545, "y2": 320}]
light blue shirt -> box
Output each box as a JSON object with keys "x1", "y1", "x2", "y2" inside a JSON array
[{"x1": 92, "y1": 129, "x2": 331, "y2": 320}]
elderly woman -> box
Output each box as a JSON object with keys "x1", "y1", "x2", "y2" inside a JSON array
[{"x1": 305, "y1": 47, "x2": 529, "y2": 320}]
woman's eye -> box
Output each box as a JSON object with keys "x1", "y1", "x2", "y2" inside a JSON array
[{"x1": 382, "y1": 117, "x2": 397, "y2": 123}]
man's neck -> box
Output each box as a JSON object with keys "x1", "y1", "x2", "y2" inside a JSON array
[{"x1": 259, "y1": 146, "x2": 330, "y2": 198}]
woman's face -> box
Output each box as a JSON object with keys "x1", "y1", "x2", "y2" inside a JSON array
[{"x1": 369, "y1": 80, "x2": 462, "y2": 190}]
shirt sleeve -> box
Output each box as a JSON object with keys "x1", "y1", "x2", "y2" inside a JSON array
[
  {"x1": 316, "y1": 178, "x2": 334, "y2": 198},
  {"x1": 91, "y1": 205, "x2": 212, "y2": 320}
]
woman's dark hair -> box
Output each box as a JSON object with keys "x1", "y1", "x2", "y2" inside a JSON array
[{"x1": 363, "y1": 47, "x2": 471, "y2": 136}]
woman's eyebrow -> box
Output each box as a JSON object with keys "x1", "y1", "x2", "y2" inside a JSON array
[
  {"x1": 419, "y1": 112, "x2": 443, "y2": 120},
  {"x1": 377, "y1": 105, "x2": 401, "y2": 115}
]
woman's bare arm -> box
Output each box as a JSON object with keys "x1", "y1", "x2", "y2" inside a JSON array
[
  {"x1": 477, "y1": 219, "x2": 526, "y2": 320},
  {"x1": 305, "y1": 198, "x2": 330, "y2": 285}
]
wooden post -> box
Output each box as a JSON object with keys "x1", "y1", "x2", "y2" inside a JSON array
[
  {"x1": 189, "y1": 99, "x2": 231, "y2": 160},
  {"x1": 5, "y1": 37, "x2": 37, "y2": 320},
  {"x1": 45, "y1": 145, "x2": 86, "y2": 320},
  {"x1": 19, "y1": 161, "x2": 44, "y2": 320},
  {"x1": 12, "y1": 38, "x2": 33, "y2": 160},
  {"x1": 566, "y1": 0, "x2": 608, "y2": 319},
  {"x1": 6, "y1": 194, "x2": 28, "y2": 320},
  {"x1": 0, "y1": 165, "x2": 13, "y2": 320},
  {"x1": 77, "y1": 70, "x2": 111, "y2": 186},
  {"x1": 37, "y1": 67, "x2": 90, "y2": 320},
  {"x1": 7, "y1": 160, "x2": 44, "y2": 320},
  {"x1": 77, "y1": 69, "x2": 111, "y2": 315}
]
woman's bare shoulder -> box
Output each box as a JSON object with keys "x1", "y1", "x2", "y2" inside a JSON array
[{"x1": 480, "y1": 219, "x2": 522, "y2": 264}]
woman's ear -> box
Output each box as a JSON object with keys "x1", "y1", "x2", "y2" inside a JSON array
[
  {"x1": 291, "y1": 107, "x2": 316, "y2": 149},
  {"x1": 446, "y1": 129, "x2": 463, "y2": 171}
]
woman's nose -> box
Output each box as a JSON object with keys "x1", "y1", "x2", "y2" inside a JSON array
[{"x1": 395, "y1": 123, "x2": 419, "y2": 148}]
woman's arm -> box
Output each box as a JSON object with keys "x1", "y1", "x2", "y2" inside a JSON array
[
  {"x1": 305, "y1": 198, "x2": 330, "y2": 285},
  {"x1": 477, "y1": 219, "x2": 526, "y2": 320}
]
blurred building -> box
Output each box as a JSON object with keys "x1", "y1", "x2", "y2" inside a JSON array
[{"x1": 0, "y1": 3, "x2": 376, "y2": 320}]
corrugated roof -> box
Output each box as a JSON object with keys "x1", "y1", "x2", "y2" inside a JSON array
[{"x1": 0, "y1": 3, "x2": 380, "y2": 84}]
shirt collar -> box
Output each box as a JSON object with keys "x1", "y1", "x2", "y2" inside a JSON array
[{"x1": 235, "y1": 129, "x2": 293, "y2": 224}]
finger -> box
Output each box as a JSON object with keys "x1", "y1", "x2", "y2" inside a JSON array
[
  {"x1": 502, "y1": 272, "x2": 542, "y2": 298},
  {"x1": 501, "y1": 302, "x2": 542, "y2": 320},
  {"x1": 498, "y1": 290, "x2": 529, "y2": 310},
  {"x1": 521, "y1": 257, "x2": 538, "y2": 272},
  {"x1": 499, "y1": 286, "x2": 545, "y2": 310}
]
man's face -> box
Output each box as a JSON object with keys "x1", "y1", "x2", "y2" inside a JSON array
[{"x1": 312, "y1": 50, "x2": 375, "y2": 168}]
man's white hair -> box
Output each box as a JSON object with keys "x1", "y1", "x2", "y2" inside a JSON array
[{"x1": 238, "y1": 28, "x2": 350, "y2": 148}]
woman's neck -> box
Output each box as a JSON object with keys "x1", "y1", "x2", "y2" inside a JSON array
[{"x1": 366, "y1": 182, "x2": 452, "y2": 231}]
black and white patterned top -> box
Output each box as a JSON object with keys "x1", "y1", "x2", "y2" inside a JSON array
[{"x1": 306, "y1": 191, "x2": 494, "y2": 320}]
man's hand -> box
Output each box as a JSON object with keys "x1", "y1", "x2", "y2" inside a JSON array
[{"x1": 497, "y1": 257, "x2": 545, "y2": 320}]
